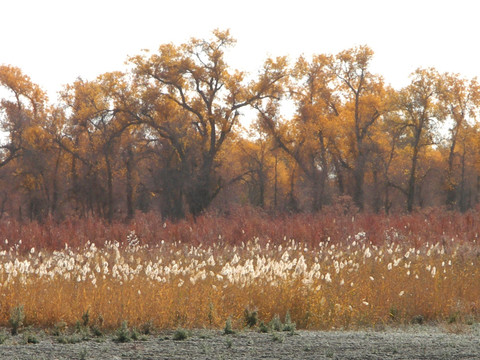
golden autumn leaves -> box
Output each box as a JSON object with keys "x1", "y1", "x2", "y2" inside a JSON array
[{"x1": 1, "y1": 30, "x2": 480, "y2": 220}]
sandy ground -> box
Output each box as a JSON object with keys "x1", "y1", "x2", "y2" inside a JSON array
[{"x1": 1, "y1": 325, "x2": 480, "y2": 359}]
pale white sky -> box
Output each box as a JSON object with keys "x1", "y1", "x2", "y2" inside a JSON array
[{"x1": 1, "y1": 0, "x2": 479, "y2": 102}]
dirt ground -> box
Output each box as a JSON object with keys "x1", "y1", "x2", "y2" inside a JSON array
[{"x1": 1, "y1": 325, "x2": 480, "y2": 359}]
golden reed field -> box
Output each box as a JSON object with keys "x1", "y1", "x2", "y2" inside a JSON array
[{"x1": 1, "y1": 208, "x2": 480, "y2": 331}]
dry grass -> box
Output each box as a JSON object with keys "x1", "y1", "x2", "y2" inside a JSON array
[{"x1": 1, "y1": 207, "x2": 480, "y2": 330}]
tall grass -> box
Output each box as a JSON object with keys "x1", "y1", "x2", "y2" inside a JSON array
[{"x1": 1, "y1": 207, "x2": 480, "y2": 330}]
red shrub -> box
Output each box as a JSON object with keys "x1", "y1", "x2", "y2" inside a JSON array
[{"x1": 1, "y1": 207, "x2": 480, "y2": 253}]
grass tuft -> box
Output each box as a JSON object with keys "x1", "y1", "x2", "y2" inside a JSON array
[
  {"x1": 114, "y1": 321, "x2": 131, "y2": 343},
  {"x1": 224, "y1": 317, "x2": 235, "y2": 335},
  {"x1": 9, "y1": 305, "x2": 25, "y2": 335},
  {"x1": 173, "y1": 328, "x2": 188, "y2": 340}
]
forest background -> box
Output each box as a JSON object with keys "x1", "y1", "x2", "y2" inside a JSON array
[{"x1": 1, "y1": 26, "x2": 480, "y2": 222}]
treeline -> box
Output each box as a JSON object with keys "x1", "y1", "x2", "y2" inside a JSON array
[{"x1": 1, "y1": 30, "x2": 480, "y2": 222}]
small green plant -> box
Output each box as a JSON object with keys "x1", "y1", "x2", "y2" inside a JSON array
[
  {"x1": 82, "y1": 309, "x2": 90, "y2": 327},
  {"x1": 97, "y1": 314, "x2": 104, "y2": 328},
  {"x1": 269, "y1": 314, "x2": 283, "y2": 332},
  {"x1": 90, "y1": 324, "x2": 103, "y2": 337},
  {"x1": 411, "y1": 315, "x2": 424, "y2": 325},
  {"x1": 88, "y1": 313, "x2": 104, "y2": 337},
  {"x1": 208, "y1": 302, "x2": 215, "y2": 326},
  {"x1": 258, "y1": 321, "x2": 269, "y2": 333},
  {"x1": 9, "y1": 305, "x2": 25, "y2": 335},
  {"x1": 198, "y1": 331, "x2": 210, "y2": 339},
  {"x1": 201, "y1": 343, "x2": 211, "y2": 354},
  {"x1": 244, "y1": 307, "x2": 258, "y2": 328},
  {"x1": 57, "y1": 335, "x2": 82, "y2": 344},
  {"x1": 114, "y1": 321, "x2": 131, "y2": 343},
  {"x1": 448, "y1": 311, "x2": 462, "y2": 324},
  {"x1": 283, "y1": 311, "x2": 296, "y2": 333},
  {"x1": 131, "y1": 327, "x2": 140, "y2": 341},
  {"x1": 223, "y1": 317, "x2": 235, "y2": 335},
  {"x1": 56, "y1": 336, "x2": 68, "y2": 344},
  {"x1": 24, "y1": 332, "x2": 39, "y2": 344},
  {"x1": 79, "y1": 348, "x2": 88, "y2": 360},
  {"x1": 75, "y1": 320, "x2": 83, "y2": 333},
  {"x1": 0, "y1": 331, "x2": 8, "y2": 344},
  {"x1": 226, "y1": 337, "x2": 233, "y2": 348},
  {"x1": 52, "y1": 321, "x2": 68, "y2": 336},
  {"x1": 389, "y1": 306, "x2": 399, "y2": 322},
  {"x1": 74, "y1": 320, "x2": 91, "y2": 341},
  {"x1": 140, "y1": 320, "x2": 154, "y2": 335},
  {"x1": 272, "y1": 332, "x2": 284, "y2": 343},
  {"x1": 173, "y1": 328, "x2": 188, "y2": 340}
]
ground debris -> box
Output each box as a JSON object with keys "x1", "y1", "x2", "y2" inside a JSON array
[{"x1": 1, "y1": 326, "x2": 479, "y2": 359}]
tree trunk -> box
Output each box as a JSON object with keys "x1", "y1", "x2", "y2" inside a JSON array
[
  {"x1": 384, "y1": 185, "x2": 391, "y2": 215},
  {"x1": 372, "y1": 168, "x2": 381, "y2": 213},
  {"x1": 459, "y1": 146, "x2": 467, "y2": 212},
  {"x1": 185, "y1": 156, "x2": 217, "y2": 218},
  {"x1": 333, "y1": 159, "x2": 345, "y2": 195},
  {"x1": 71, "y1": 155, "x2": 79, "y2": 213},
  {"x1": 51, "y1": 151, "x2": 62, "y2": 217},
  {"x1": 353, "y1": 154, "x2": 366, "y2": 211},
  {"x1": 312, "y1": 132, "x2": 329, "y2": 212},
  {"x1": 126, "y1": 145, "x2": 135, "y2": 220},
  {"x1": 258, "y1": 169, "x2": 265, "y2": 209},
  {"x1": 445, "y1": 132, "x2": 458, "y2": 208},
  {"x1": 105, "y1": 156, "x2": 114, "y2": 223},
  {"x1": 407, "y1": 125, "x2": 423, "y2": 213},
  {"x1": 274, "y1": 152, "x2": 278, "y2": 210},
  {"x1": 407, "y1": 147, "x2": 419, "y2": 213},
  {"x1": 311, "y1": 172, "x2": 322, "y2": 212},
  {"x1": 476, "y1": 175, "x2": 480, "y2": 205},
  {"x1": 286, "y1": 167, "x2": 298, "y2": 213}
]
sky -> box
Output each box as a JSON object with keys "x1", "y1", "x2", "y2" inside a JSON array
[{"x1": 1, "y1": 0, "x2": 480, "y2": 103}]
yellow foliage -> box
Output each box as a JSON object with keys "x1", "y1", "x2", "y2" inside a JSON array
[{"x1": 1, "y1": 238, "x2": 480, "y2": 329}]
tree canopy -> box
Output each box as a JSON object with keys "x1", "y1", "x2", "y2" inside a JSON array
[{"x1": 1, "y1": 30, "x2": 480, "y2": 221}]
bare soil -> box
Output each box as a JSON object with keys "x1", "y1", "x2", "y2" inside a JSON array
[{"x1": 1, "y1": 325, "x2": 480, "y2": 359}]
